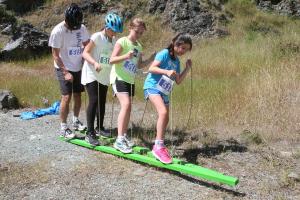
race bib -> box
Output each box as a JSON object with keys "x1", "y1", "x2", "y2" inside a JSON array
[
  {"x1": 123, "y1": 60, "x2": 137, "y2": 75},
  {"x1": 98, "y1": 54, "x2": 110, "y2": 66},
  {"x1": 68, "y1": 47, "x2": 82, "y2": 57},
  {"x1": 156, "y1": 75, "x2": 174, "y2": 95}
]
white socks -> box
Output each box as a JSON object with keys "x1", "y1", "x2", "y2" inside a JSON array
[
  {"x1": 61, "y1": 123, "x2": 68, "y2": 130},
  {"x1": 73, "y1": 116, "x2": 78, "y2": 123}
]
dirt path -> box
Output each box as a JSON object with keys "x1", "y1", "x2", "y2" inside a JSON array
[{"x1": 0, "y1": 103, "x2": 299, "y2": 200}]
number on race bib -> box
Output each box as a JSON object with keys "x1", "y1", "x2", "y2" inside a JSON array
[
  {"x1": 156, "y1": 75, "x2": 174, "y2": 95},
  {"x1": 123, "y1": 60, "x2": 137, "y2": 74},
  {"x1": 99, "y1": 56, "x2": 110, "y2": 64},
  {"x1": 68, "y1": 47, "x2": 82, "y2": 56}
]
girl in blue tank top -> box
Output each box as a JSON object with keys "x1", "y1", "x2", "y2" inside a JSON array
[{"x1": 143, "y1": 33, "x2": 193, "y2": 164}]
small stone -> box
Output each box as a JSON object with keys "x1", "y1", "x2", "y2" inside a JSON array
[
  {"x1": 288, "y1": 172, "x2": 300, "y2": 182},
  {"x1": 279, "y1": 151, "x2": 293, "y2": 158}
]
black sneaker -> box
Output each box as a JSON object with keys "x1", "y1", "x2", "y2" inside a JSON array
[
  {"x1": 95, "y1": 127, "x2": 111, "y2": 138},
  {"x1": 85, "y1": 131, "x2": 100, "y2": 146}
]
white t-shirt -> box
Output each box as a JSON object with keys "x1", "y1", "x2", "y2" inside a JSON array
[
  {"x1": 81, "y1": 31, "x2": 116, "y2": 86},
  {"x1": 48, "y1": 21, "x2": 89, "y2": 72}
]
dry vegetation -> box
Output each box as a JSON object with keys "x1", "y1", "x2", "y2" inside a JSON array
[{"x1": 0, "y1": 0, "x2": 299, "y2": 143}]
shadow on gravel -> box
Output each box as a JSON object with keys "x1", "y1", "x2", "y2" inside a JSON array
[
  {"x1": 138, "y1": 166, "x2": 246, "y2": 197},
  {"x1": 130, "y1": 123, "x2": 187, "y2": 149},
  {"x1": 129, "y1": 124, "x2": 248, "y2": 165},
  {"x1": 72, "y1": 126, "x2": 247, "y2": 195},
  {"x1": 182, "y1": 138, "x2": 248, "y2": 164},
  {"x1": 174, "y1": 172, "x2": 246, "y2": 197}
]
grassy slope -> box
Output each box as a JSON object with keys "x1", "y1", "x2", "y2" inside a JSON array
[{"x1": 0, "y1": 0, "x2": 299, "y2": 141}]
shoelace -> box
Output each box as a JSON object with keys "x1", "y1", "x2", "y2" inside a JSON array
[
  {"x1": 75, "y1": 120, "x2": 83, "y2": 126},
  {"x1": 159, "y1": 147, "x2": 170, "y2": 158},
  {"x1": 65, "y1": 128, "x2": 72, "y2": 135}
]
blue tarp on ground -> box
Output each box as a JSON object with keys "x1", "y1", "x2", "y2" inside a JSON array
[{"x1": 20, "y1": 101, "x2": 60, "y2": 120}]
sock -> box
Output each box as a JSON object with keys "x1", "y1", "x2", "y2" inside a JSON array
[
  {"x1": 73, "y1": 116, "x2": 78, "y2": 123},
  {"x1": 61, "y1": 123, "x2": 68, "y2": 130},
  {"x1": 154, "y1": 140, "x2": 164, "y2": 147},
  {"x1": 117, "y1": 136, "x2": 125, "y2": 141}
]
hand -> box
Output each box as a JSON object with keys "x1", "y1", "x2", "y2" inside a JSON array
[
  {"x1": 166, "y1": 70, "x2": 176, "y2": 78},
  {"x1": 186, "y1": 59, "x2": 192, "y2": 69},
  {"x1": 64, "y1": 71, "x2": 73, "y2": 82},
  {"x1": 126, "y1": 50, "x2": 135, "y2": 59},
  {"x1": 94, "y1": 62, "x2": 102, "y2": 72}
]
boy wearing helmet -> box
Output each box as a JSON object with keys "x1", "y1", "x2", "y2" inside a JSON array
[
  {"x1": 49, "y1": 3, "x2": 90, "y2": 139},
  {"x1": 81, "y1": 13, "x2": 123, "y2": 146}
]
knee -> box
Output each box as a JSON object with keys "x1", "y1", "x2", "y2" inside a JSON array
[
  {"x1": 61, "y1": 95, "x2": 71, "y2": 104},
  {"x1": 158, "y1": 108, "x2": 168, "y2": 118},
  {"x1": 122, "y1": 101, "x2": 131, "y2": 112}
]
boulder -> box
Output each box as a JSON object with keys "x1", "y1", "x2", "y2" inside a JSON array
[
  {"x1": 148, "y1": 0, "x2": 168, "y2": 14},
  {"x1": 257, "y1": 0, "x2": 300, "y2": 17},
  {"x1": 147, "y1": 0, "x2": 228, "y2": 37},
  {"x1": 0, "y1": 23, "x2": 50, "y2": 61},
  {"x1": 0, "y1": 90, "x2": 19, "y2": 110},
  {"x1": 80, "y1": 0, "x2": 107, "y2": 14},
  {"x1": 0, "y1": 0, "x2": 45, "y2": 14}
]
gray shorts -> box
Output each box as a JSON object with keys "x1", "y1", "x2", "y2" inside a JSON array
[{"x1": 55, "y1": 68, "x2": 84, "y2": 95}]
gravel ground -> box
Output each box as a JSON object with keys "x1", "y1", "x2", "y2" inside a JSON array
[{"x1": 0, "y1": 103, "x2": 299, "y2": 200}]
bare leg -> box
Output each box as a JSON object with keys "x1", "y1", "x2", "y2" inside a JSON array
[
  {"x1": 60, "y1": 94, "x2": 71, "y2": 123},
  {"x1": 148, "y1": 95, "x2": 169, "y2": 140},
  {"x1": 116, "y1": 93, "x2": 131, "y2": 137}
]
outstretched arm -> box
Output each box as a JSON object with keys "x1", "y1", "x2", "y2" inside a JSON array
[{"x1": 175, "y1": 59, "x2": 192, "y2": 84}]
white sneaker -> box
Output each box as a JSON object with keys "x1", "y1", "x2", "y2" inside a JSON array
[
  {"x1": 60, "y1": 128, "x2": 75, "y2": 139},
  {"x1": 113, "y1": 139, "x2": 132, "y2": 153},
  {"x1": 124, "y1": 135, "x2": 134, "y2": 147},
  {"x1": 72, "y1": 119, "x2": 86, "y2": 131}
]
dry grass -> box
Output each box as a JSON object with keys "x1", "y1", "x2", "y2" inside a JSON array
[
  {"x1": 167, "y1": 3, "x2": 300, "y2": 141},
  {"x1": 0, "y1": 56, "x2": 60, "y2": 107},
  {"x1": 2, "y1": 0, "x2": 300, "y2": 142}
]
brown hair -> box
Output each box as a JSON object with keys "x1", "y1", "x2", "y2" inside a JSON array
[
  {"x1": 167, "y1": 33, "x2": 192, "y2": 60},
  {"x1": 129, "y1": 18, "x2": 146, "y2": 30}
]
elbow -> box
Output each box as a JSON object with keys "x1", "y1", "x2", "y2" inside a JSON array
[
  {"x1": 148, "y1": 66, "x2": 155, "y2": 73},
  {"x1": 82, "y1": 51, "x2": 88, "y2": 60}
]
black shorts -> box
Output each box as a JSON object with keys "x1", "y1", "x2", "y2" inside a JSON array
[
  {"x1": 55, "y1": 68, "x2": 84, "y2": 95},
  {"x1": 112, "y1": 79, "x2": 135, "y2": 97}
]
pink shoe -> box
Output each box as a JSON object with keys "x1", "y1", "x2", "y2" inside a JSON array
[{"x1": 152, "y1": 145, "x2": 172, "y2": 164}]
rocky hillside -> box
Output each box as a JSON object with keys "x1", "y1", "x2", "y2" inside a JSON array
[
  {"x1": 0, "y1": 0, "x2": 299, "y2": 61},
  {"x1": 0, "y1": 0, "x2": 229, "y2": 60}
]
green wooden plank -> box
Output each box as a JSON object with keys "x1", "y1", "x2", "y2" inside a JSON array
[{"x1": 59, "y1": 137, "x2": 239, "y2": 186}]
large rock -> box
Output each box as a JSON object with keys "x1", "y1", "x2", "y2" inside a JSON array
[
  {"x1": 148, "y1": 0, "x2": 168, "y2": 14},
  {"x1": 147, "y1": 0, "x2": 228, "y2": 37},
  {"x1": 257, "y1": 0, "x2": 300, "y2": 17},
  {"x1": 0, "y1": 0, "x2": 45, "y2": 14},
  {"x1": 79, "y1": 0, "x2": 107, "y2": 14},
  {"x1": 0, "y1": 23, "x2": 50, "y2": 61},
  {"x1": 0, "y1": 90, "x2": 19, "y2": 110}
]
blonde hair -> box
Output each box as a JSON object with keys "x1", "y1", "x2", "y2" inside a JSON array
[{"x1": 129, "y1": 18, "x2": 146, "y2": 30}]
